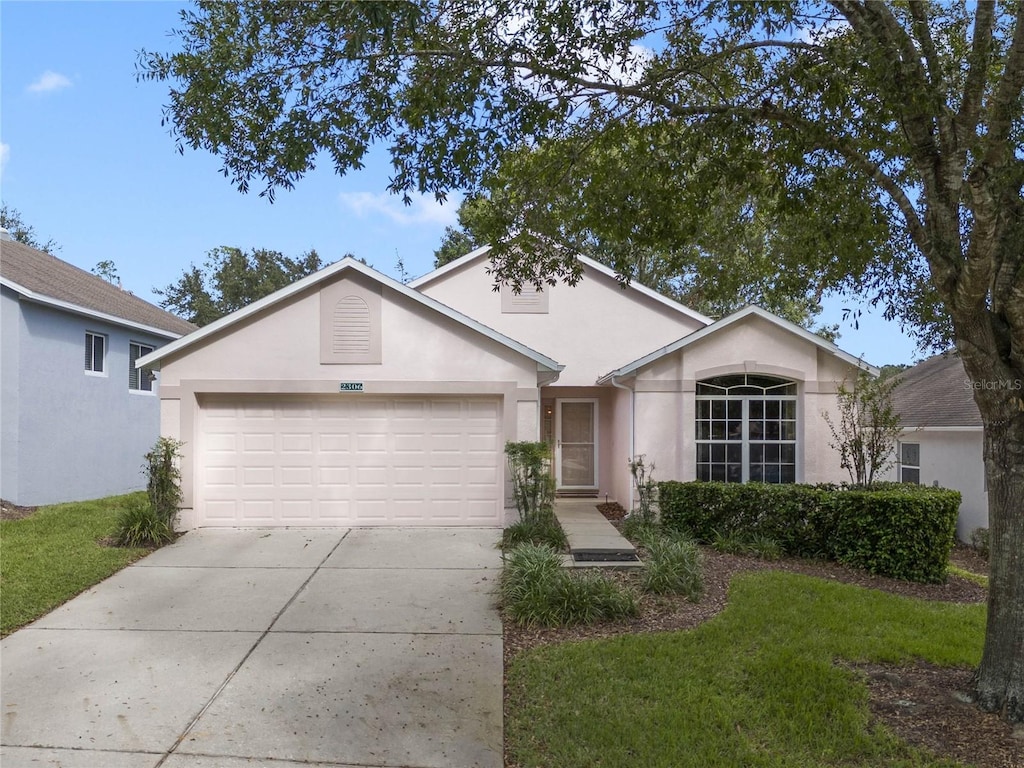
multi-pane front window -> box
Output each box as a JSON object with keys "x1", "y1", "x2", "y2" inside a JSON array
[
  {"x1": 129, "y1": 342, "x2": 155, "y2": 392},
  {"x1": 695, "y1": 374, "x2": 797, "y2": 483}
]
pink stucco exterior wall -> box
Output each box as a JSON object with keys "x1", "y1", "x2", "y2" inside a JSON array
[
  {"x1": 630, "y1": 315, "x2": 859, "y2": 487},
  {"x1": 417, "y1": 256, "x2": 706, "y2": 386},
  {"x1": 156, "y1": 271, "x2": 547, "y2": 527}
]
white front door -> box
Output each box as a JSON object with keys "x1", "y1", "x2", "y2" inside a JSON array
[{"x1": 556, "y1": 399, "x2": 598, "y2": 490}]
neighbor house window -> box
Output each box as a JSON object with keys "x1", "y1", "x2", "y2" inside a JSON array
[
  {"x1": 129, "y1": 342, "x2": 155, "y2": 392},
  {"x1": 84, "y1": 332, "x2": 106, "y2": 374},
  {"x1": 695, "y1": 374, "x2": 797, "y2": 483},
  {"x1": 899, "y1": 442, "x2": 920, "y2": 484}
]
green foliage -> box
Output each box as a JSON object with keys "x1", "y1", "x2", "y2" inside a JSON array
[
  {"x1": 114, "y1": 496, "x2": 174, "y2": 548},
  {"x1": 971, "y1": 527, "x2": 990, "y2": 561},
  {"x1": 640, "y1": 535, "x2": 703, "y2": 599},
  {"x1": 501, "y1": 512, "x2": 568, "y2": 551},
  {"x1": 627, "y1": 454, "x2": 657, "y2": 524},
  {"x1": 829, "y1": 485, "x2": 961, "y2": 583},
  {"x1": 660, "y1": 481, "x2": 960, "y2": 583},
  {"x1": 659, "y1": 481, "x2": 834, "y2": 558},
  {"x1": 823, "y1": 369, "x2": 902, "y2": 486},
  {"x1": 0, "y1": 495, "x2": 151, "y2": 635},
  {"x1": 501, "y1": 544, "x2": 639, "y2": 627},
  {"x1": 505, "y1": 571, "x2": 985, "y2": 767},
  {"x1": 91, "y1": 259, "x2": 120, "y2": 284},
  {"x1": 144, "y1": 437, "x2": 184, "y2": 527},
  {"x1": 156, "y1": 245, "x2": 328, "y2": 325},
  {"x1": 0, "y1": 202, "x2": 59, "y2": 253},
  {"x1": 712, "y1": 531, "x2": 784, "y2": 561},
  {"x1": 505, "y1": 441, "x2": 554, "y2": 523}
]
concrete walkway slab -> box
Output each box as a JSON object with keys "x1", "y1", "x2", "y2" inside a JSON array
[
  {"x1": 322, "y1": 527, "x2": 500, "y2": 569},
  {"x1": 32, "y1": 566, "x2": 313, "y2": 632},
  {"x1": 274, "y1": 567, "x2": 500, "y2": 634},
  {"x1": 176, "y1": 632, "x2": 502, "y2": 768},
  {"x1": 1, "y1": 628, "x2": 259, "y2": 754}
]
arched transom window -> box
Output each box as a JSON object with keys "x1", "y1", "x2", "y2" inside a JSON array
[{"x1": 695, "y1": 374, "x2": 797, "y2": 483}]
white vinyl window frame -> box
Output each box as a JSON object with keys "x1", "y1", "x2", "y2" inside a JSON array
[
  {"x1": 129, "y1": 341, "x2": 156, "y2": 393},
  {"x1": 695, "y1": 374, "x2": 799, "y2": 484},
  {"x1": 898, "y1": 441, "x2": 921, "y2": 484},
  {"x1": 84, "y1": 331, "x2": 107, "y2": 376}
]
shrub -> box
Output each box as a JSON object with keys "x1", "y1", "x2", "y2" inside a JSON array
[
  {"x1": 641, "y1": 537, "x2": 703, "y2": 599},
  {"x1": 829, "y1": 484, "x2": 960, "y2": 583},
  {"x1": 500, "y1": 544, "x2": 638, "y2": 627},
  {"x1": 114, "y1": 497, "x2": 174, "y2": 547},
  {"x1": 746, "y1": 534, "x2": 783, "y2": 561},
  {"x1": 501, "y1": 512, "x2": 568, "y2": 551},
  {"x1": 970, "y1": 527, "x2": 990, "y2": 560},
  {"x1": 145, "y1": 437, "x2": 184, "y2": 527},
  {"x1": 660, "y1": 481, "x2": 959, "y2": 583},
  {"x1": 505, "y1": 441, "x2": 555, "y2": 522},
  {"x1": 627, "y1": 454, "x2": 658, "y2": 524}
]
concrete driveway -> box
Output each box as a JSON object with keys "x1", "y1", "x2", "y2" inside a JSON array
[{"x1": 1, "y1": 528, "x2": 503, "y2": 768}]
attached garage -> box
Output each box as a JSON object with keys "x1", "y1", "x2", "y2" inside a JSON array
[
  {"x1": 138, "y1": 258, "x2": 563, "y2": 530},
  {"x1": 197, "y1": 395, "x2": 503, "y2": 526}
]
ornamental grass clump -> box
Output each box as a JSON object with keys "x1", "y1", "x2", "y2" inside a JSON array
[
  {"x1": 640, "y1": 536, "x2": 703, "y2": 599},
  {"x1": 500, "y1": 543, "x2": 638, "y2": 627}
]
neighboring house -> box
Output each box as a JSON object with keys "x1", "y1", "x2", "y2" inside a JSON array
[
  {"x1": 1, "y1": 235, "x2": 196, "y2": 506},
  {"x1": 886, "y1": 352, "x2": 989, "y2": 541},
  {"x1": 140, "y1": 247, "x2": 873, "y2": 530}
]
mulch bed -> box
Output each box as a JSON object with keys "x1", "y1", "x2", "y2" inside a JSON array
[
  {"x1": 0, "y1": 499, "x2": 38, "y2": 521},
  {"x1": 503, "y1": 510, "x2": 1021, "y2": 768}
]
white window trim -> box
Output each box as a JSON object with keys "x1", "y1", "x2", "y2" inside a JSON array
[
  {"x1": 129, "y1": 341, "x2": 156, "y2": 393},
  {"x1": 85, "y1": 331, "x2": 107, "y2": 378},
  {"x1": 898, "y1": 441, "x2": 921, "y2": 485}
]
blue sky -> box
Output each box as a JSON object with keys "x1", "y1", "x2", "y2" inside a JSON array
[{"x1": 2, "y1": 1, "x2": 923, "y2": 366}]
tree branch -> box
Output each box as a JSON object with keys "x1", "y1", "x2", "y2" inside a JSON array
[{"x1": 956, "y1": 0, "x2": 996, "y2": 141}]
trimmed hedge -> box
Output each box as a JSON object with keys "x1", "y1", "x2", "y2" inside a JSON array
[{"x1": 659, "y1": 481, "x2": 960, "y2": 583}]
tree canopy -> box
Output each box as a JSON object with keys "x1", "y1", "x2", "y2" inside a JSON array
[
  {"x1": 142, "y1": 0, "x2": 1024, "y2": 721},
  {"x1": 157, "y1": 246, "x2": 327, "y2": 325},
  {"x1": 0, "y1": 203, "x2": 60, "y2": 254}
]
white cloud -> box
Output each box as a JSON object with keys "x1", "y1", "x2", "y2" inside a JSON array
[
  {"x1": 27, "y1": 70, "x2": 72, "y2": 94},
  {"x1": 338, "y1": 191, "x2": 462, "y2": 227},
  {"x1": 0, "y1": 142, "x2": 9, "y2": 172}
]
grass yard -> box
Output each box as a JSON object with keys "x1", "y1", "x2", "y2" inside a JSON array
[
  {"x1": 1, "y1": 494, "x2": 154, "y2": 636},
  {"x1": 505, "y1": 571, "x2": 986, "y2": 768}
]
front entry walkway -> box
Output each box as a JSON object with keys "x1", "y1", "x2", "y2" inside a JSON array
[
  {"x1": 1, "y1": 528, "x2": 503, "y2": 768},
  {"x1": 552, "y1": 499, "x2": 640, "y2": 567}
]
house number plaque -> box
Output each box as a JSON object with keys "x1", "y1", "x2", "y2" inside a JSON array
[{"x1": 339, "y1": 382, "x2": 364, "y2": 392}]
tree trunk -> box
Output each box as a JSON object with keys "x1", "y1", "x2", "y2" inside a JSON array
[{"x1": 962, "y1": 355, "x2": 1024, "y2": 723}]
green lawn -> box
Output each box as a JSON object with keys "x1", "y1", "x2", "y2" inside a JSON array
[
  {"x1": 1, "y1": 494, "x2": 154, "y2": 636},
  {"x1": 506, "y1": 571, "x2": 986, "y2": 767}
]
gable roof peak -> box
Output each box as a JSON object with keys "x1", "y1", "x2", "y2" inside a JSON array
[{"x1": 409, "y1": 243, "x2": 712, "y2": 326}]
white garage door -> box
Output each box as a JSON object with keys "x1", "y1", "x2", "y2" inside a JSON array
[{"x1": 197, "y1": 395, "x2": 503, "y2": 526}]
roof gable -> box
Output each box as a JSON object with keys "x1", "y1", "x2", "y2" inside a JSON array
[
  {"x1": 138, "y1": 256, "x2": 563, "y2": 374},
  {"x1": 891, "y1": 352, "x2": 982, "y2": 427},
  {"x1": 0, "y1": 239, "x2": 195, "y2": 337},
  {"x1": 409, "y1": 244, "x2": 712, "y2": 326},
  {"x1": 598, "y1": 305, "x2": 878, "y2": 383}
]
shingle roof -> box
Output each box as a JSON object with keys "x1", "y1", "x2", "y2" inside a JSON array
[
  {"x1": 0, "y1": 239, "x2": 196, "y2": 337},
  {"x1": 891, "y1": 352, "x2": 982, "y2": 427}
]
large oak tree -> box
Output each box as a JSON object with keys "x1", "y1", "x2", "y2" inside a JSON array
[{"x1": 141, "y1": 1, "x2": 1023, "y2": 720}]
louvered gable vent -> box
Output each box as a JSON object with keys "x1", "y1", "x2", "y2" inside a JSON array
[{"x1": 333, "y1": 295, "x2": 371, "y2": 354}]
